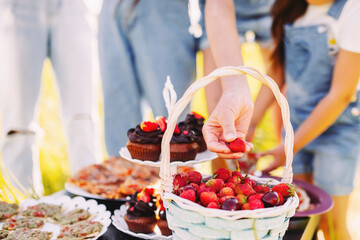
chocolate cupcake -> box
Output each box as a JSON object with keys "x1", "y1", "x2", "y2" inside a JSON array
[
  {"x1": 179, "y1": 112, "x2": 207, "y2": 152},
  {"x1": 124, "y1": 190, "x2": 157, "y2": 234},
  {"x1": 170, "y1": 127, "x2": 199, "y2": 162},
  {"x1": 157, "y1": 204, "x2": 172, "y2": 236},
  {"x1": 126, "y1": 121, "x2": 163, "y2": 161}
]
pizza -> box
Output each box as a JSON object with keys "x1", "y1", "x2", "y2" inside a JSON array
[
  {"x1": 67, "y1": 158, "x2": 159, "y2": 199},
  {"x1": 57, "y1": 220, "x2": 102, "y2": 239},
  {"x1": 4, "y1": 229, "x2": 52, "y2": 240},
  {"x1": 53, "y1": 208, "x2": 91, "y2": 225},
  {"x1": 0, "y1": 202, "x2": 19, "y2": 221},
  {"x1": 21, "y1": 203, "x2": 62, "y2": 218},
  {"x1": 2, "y1": 217, "x2": 44, "y2": 231},
  {"x1": 0, "y1": 230, "x2": 9, "y2": 239}
]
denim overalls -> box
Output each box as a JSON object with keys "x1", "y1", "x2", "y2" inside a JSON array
[{"x1": 284, "y1": 0, "x2": 360, "y2": 195}]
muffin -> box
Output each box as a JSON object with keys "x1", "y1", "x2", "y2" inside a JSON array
[
  {"x1": 179, "y1": 111, "x2": 207, "y2": 152},
  {"x1": 124, "y1": 188, "x2": 157, "y2": 234},
  {"x1": 157, "y1": 203, "x2": 172, "y2": 236},
  {"x1": 126, "y1": 121, "x2": 163, "y2": 161},
  {"x1": 170, "y1": 126, "x2": 199, "y2": 162}
]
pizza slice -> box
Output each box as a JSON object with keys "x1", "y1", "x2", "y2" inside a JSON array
[
  {"x1": 21, "y1": 203, "x2": 62, "y2": 218},
  {"x1": 0, "y1": 202, "x2": 19, "y2": 221},
  {"x1": 57, "y1": 220, "x2": 102, "y2": 239}
]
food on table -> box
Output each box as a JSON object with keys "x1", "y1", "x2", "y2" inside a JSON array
[
  {"x1": 21, "y1": 203, "x2": 62, "y2": 218},
  {"x1": 0, "y1": 202, "x2": 19, "y2": 220},
  {"x1": 0, "y1": 230, "x2": 9, "y2": 239},
  {"x1": 295, "y1": 185, "x2": 313, "y2": 212},
  {"x1": 179, "y1": 111, "x2": 207, "y2": 152},
  {"x1": 157, "y1": 201, "x2": 172, "y2": 236},
  {"x1": 67, "y1": 158, "x2": 159, "y2": 199},
  {"x1": 170, "y1": 125, "x2": 199, "y2": 162},
  {"x1": 57, "y1": 220, "x2": 102, "y2": 239},
  {"x1": 226, "y1": 138, "x2": 246, "y2": 153},
  {"x1": 4, "y1": 229, "x2": 52, "y2": 240},
  {"x1": 173, "y1": 168, "x2": 294, "y2": 210},
  {"x1": 2, "y1": 217, "x2": 44, "y2": 230},
  {"x1": 53, "y1": 208, "x2": 91, "y2": 225},
  {"x1": 127, "y1": 121, "x2": 163, "y2": 161},
  {"x1": 124, "y1": 188, "x2": 157, "y2": 234}
]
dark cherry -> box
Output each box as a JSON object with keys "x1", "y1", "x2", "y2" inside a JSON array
[
  {"x1": 261, "y1": 191, "x2": 280, "y2": 207},
  {"x1": 182, "y1": 185, "x2": 197, "y2": 192},
  {"x1": 221, "y1": 198, "x2": 240, "y2": 211}
]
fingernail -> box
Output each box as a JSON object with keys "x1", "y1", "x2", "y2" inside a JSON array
[{"x1": 225, "y1": 133, "x2": 236, "y2": 141}]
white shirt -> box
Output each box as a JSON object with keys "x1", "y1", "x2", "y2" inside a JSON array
[{"x1": 293, "y1": 0, "x2": 360, "y2": 90}]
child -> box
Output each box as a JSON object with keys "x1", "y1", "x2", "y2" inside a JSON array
[{"x1": 248, "y1": 0, "x2": 360, "y2": 239}]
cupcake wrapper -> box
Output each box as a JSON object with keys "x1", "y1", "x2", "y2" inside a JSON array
[
  {"x1": 170, "y1": 143, "x2": 199, "y2": 162},
  {"x1": 158, "y1": 219, "x2": 172, "y2": 236},
  {"x1": 125, "y1": 215, "x2": 157, "y2": 234},
  {"x1": 197, "y1": 136, "x2": 207, "y2": 152},
  {"x1": 126, "y1": 141, "x2": 161, "y2": 161}
]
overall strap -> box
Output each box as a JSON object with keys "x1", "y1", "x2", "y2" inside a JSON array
[{"x1": 327, "y1": 0, "x2": 348, "y2": 19}]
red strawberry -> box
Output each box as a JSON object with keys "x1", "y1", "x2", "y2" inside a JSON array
[
  {"x1": 191, "y1": 111, "x2": 204, "y2": 120},
  {"x1": 140, "y1": 121, "x2": 158, "y2": 132},
  {"x1": 234, "y1": 184, "x2": 256, "y2": 196},
  {"x1": 278, "y1": 192, "x2": 285, "y2": 205},
  {"x1": 155, "y1": 116, "x2": 167, "y2": 132},
  {"x1": 219, "y1": 196, "x2": 236, "y2": 204},
  {"x1": 205, "y1": 179, "x2": 224, "y2": 192},
  {"x1": 200, "y1": 192, "x2": 218, "y2": 206},
  {"x1": 138, "y1": 193, "x2": 150, "y2": 203},
  {"x1": 227, "y1": 176, "x2": 242, "y2": 184},
  {"x1": 224, "y1": 182, "x2": 235, "y2": 190},
  {"x1": 207, "y1": 202, "x2": 220, "y2": 209},
  {"x1": 160, "y1": 203, "x2": 166, "y2": 211},
  {"x1": 242, "y1": 177, "x2": 257, "y2": 188},
  {"x1": 173, "y1": 173, "x2": 188, "y2": 194},
  {"x1": 227, "y1": 138, "x2": 246, "y2": 152},
  {"x1": 183, "y1": 130, "x2": 189, "y2": 135},
  {"x1": 272, "y1": 183, "x2": 295, "y2": 197},
  {"x1": 214, "y1": 168, "x2": 231, "y2": 182},
  {"x1": 232, "y1": 171, "x2": 243, "y2": 178},
  {"x1": 254, "y1": 185, "x2": 271, "y2": 194},
  {"x1": 189, "y1": 183, "x2": 200, "y2": 192},
  {"x1": 197, "y1": 184, "x2": 210, "y2": 198},
  {"x1": 261, "y1": 191, "x2": 282, "y2": 207},
  {"x1": 174, "y1": 125, "x2": 180, "y2": 135},
  {"x1": 186, "y1": 171, "x2": 202, "y2": 185},
  {"x1": 144, "y1": 188, "x2": 155, "y2": 196},
  {"x1": 236, "y1": 194, "x2": 247, "y2": 205},
  {"x1": 218, "y1": 187, "x2": 235, "y2": 198},
  {"x1": 180, "y1": 189, "x2": 196, "y2": 202},
  {"x1": 248, "y1": 193, "x2": 264, "y2": 202},
  {"x1": 241, "y1": 199, "x2": 264, "y2": 210}
]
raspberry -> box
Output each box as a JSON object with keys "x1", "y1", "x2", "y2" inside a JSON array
[
  {"x1": 227, "y1": 138, "x2": 246, "y2": 152},
  {"x1": 180, "y1": 189, "x2": 196, "y2": 202}
]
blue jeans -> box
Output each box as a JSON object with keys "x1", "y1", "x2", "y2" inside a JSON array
[{"x1": 99, "y1": 0, "x2": 197, "y2": 156}]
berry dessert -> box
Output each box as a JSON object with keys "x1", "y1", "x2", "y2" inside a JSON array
[
  {"x1": 179, "y1": 111, "x2": 207, "y2": 152},
  {"x1": 170, "y1": 125, "x2": 199, "y2": 162},
  {"x1": 124, "y1": 188, "x2": 157, "y2": 234},
  {"x1": 127, "y1": 120, "x2": 164, "y2": 161},
  {"x1": 173, "y1": 169, "x2": 295, "y2": 211}
]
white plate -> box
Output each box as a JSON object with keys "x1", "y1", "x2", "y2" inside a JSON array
[
  {"x1": 112, "y1": 205, "x2": 172, "y2": 240},
  {"x1": 0, "y1": 195, "x2": 111, "y2": 240},
  {"x1": 65, "y1": 183, "x2": 126, "y2": 201},
  {"x1": 119, "y1": 147, "x2": 217, "y2": 167}
]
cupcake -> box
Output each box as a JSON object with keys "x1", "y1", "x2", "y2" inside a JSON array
[
  {"x1": 124, "y1": 188, "x2": 157, "y2": 234},
  {"x1": 170, "y1": 126, "x2": 199, "y2": 162},
  {"x1": 179, "y1": 111, "x2": 207, "y2": 152},
  {"x1": 126, "y1": 121, "x2": 163, "y2": 161},
  {"x1": 157, "y1": 202, "x2": 172, "y2": 236}
]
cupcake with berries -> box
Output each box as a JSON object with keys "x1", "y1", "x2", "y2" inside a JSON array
[
  {"x1": 126, "y1": 117, "x2": 166, "y2": 161},
  {"x1": 170, "y1": 125, "x2": 199, "y2": 162},
  {"x1": 157, "y1": 201, "x2": 172, "y2": 236},
  {"x1": 124, "y1": 188, "x2": 157, "y2": 233},
  {"x1": 179, "y1": 111, "x2": 207, "y2": 152}
]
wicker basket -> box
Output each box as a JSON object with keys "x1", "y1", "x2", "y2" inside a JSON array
[{"x1": 159, "y1": 66, "x2": 299, "y2": 240}]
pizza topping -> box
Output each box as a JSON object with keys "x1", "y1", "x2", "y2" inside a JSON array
[
  {"x1": 53, "y1": 208, "x2": 91, "y2": 225},
  {"x1": 21, "y1": 203, "x2": 62, "y2": 218},
  {"x1": 4, "y1": 229, "x2": 52, "y2": 240},
  {"x1": 57, "y1": 220, "x2": 102, "y2": 238},
  {"x1": 2, "y1": 217, "x2": 44, "y2": 231},
  {"x1": 0, "y1": 202, "x2": 19, "y2": 220}
]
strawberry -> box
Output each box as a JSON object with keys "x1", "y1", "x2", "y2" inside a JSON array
[
  {"x1": 224, "y1": 182, "x2": 235, "y2": 190},
  {"x1": 183, "y1": 130, "x2": 189, "y2": 135},
  {"x1": 155, "y1": 116, "x2": 167, "y2": 132},
  {"x1": 200, "y1": 192, "x2": 218, "y2": 206},
  {"x1": 180, "y1": 189, "x2": 196, "y2": 202},
  {"x1": 272, "y1": 183, "x2": 295, "y2": 197},
  {"x1": 140, "y1": 121, "x2": 158, "y2": 132},
  {"x1": 242, "y1": 177, "x2": 257, "y2": 188},
  {"x1": 173, "y1": 173, "x2": 188, "y2": 194},
  {"x1": 254, "y1": 185, "x2": 271, "y2": 194},
  {"x1": 232, "y1": 170, "x2": 243, "y2": 178},
  {"x1": 207, "y1": 202, "x2": 220, "y2": 209},
  {"x1": 278, "y1": 192, "x2": 285, "y2": 205},
  {"x1": 197, "y1": 184, "x2": 210, "y2": 198},
  {"x1": 227, "y1": 138, "x2": 246, "y2": 152},
  {"x1": 218, "y1": 187, "x2": 235, "y2": 198},
  {"x1": 144, "y1": 188, "x2": 155, "y2": 196},
  {"x1": 248, "y1": 193, "x2": 264, "y2": 202},
  {"x1": 205, "y1": 179, "x2": 224, "y2": 192},
  {"x1": 191, "y1": 111, "x2": 205, "y2": 120},
  {"x1": 234, "y1": 184, "x2": 256, "y2": 196},
  {"x1": 174, "y1": 125, "x2": 180, "y2": 135},
  {"x1": 241, "y1": 199, "x2": 264, "y2": 210},
  {"x1": 236, "y1": 194, "x2": 247, "y2": 205},
  {"x1": 214, "y1": 168, "x2": 232, "y2": 182},
  {"x1": 189, "y1": 183, "x2": 200, "y2": 192},
  {"x1": 226, "y1": 176, "x2": 242, "y2": 184},
  {"x1": 186, "y1": 171, "x2": 202, "y2": 185},
  {"x1": 138, "y1": 193, "x2": 150, "y2": 203},
  {"x1": 219, "y1": 196, "x2": 236, "y2": 204}
]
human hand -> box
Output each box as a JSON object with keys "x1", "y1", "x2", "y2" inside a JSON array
[
  {"x1": 245, "y1": 124, "x2": 256, "y2": 142},
  {"x1": 261, "y1": 144, "x2": 286, "y2": 174},
  {"x1": 203, "y1": 89, "x2": 254, "y2": 159}
]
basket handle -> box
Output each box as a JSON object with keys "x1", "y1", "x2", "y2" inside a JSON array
[{"x1": 160, "y1": 66, "x2": 294, "y2": 193}]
